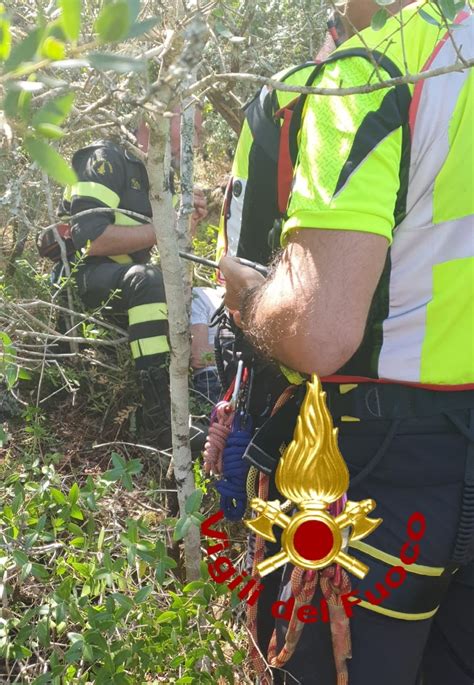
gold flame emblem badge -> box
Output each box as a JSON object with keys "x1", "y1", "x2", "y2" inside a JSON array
[{"x1": 245, "y1": 376, "x2": 382, "y2": 579}]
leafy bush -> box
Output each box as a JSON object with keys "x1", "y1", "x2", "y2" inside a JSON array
[{"x1": 0, "y1": 454, "x2": 247, "y2": 684}]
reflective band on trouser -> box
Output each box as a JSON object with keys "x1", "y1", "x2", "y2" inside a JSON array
[
  {"x1": 130, "y1": 336, "x2": 169, "y2": 359},
  {"x1": 378, "y1": 13, "x2": 474, "y2": 386},
  {"x1": 70, "y1": 181, "x2": 120, "y2": 208},
  {"x1": 349, "y1": 540, "x2": 453, "y2": 621},
  {"x1": 128, "y1": 303, "x2": 169, "y2": 361}
]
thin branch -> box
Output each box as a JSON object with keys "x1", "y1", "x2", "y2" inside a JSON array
[{"x1": 188, "y1": 59, "x2": 474, "y2": 99}]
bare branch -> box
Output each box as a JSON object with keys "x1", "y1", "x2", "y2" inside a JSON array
[{"x1": 189, "y1": 59, "x2": 474, "y2": 99}]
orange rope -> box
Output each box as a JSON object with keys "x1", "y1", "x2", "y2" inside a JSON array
[
  {"x1": 267, "y1": 567, "x2": 319, "y2": 667},
  {"x1": 203, "y1": 401, "x2": 234, "y2": 475},
  {"x1": 321, "y1": 567, "x2": 352, "y2": 685}
]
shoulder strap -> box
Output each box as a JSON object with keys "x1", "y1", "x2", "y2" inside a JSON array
[
  {"x1": 278, "y1": 48, "x2": 410, "y2": 216},
  {"x1": 288, "y1": 48, "x2": 409, "y2": 162}
]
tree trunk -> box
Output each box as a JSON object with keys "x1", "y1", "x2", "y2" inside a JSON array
[{"x1": 147, "y1": 15, "x2": 208, "y2": 581}]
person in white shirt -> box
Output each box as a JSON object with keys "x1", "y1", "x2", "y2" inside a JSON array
[{"x1": 190, "y1": 286, "x2": 224, "y2": 404}]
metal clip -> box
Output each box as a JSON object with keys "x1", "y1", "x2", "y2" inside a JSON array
[{"x1": 231, "y1": 359, "x2": 244, "y2": 409}]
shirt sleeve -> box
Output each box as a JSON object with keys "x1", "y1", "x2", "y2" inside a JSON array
[
  {"x1": 69, "y1": 146, "x2": 126, "y2": 249},
  {"x1": 283, "y1": 57, "x2": 407, "y2": 245}
]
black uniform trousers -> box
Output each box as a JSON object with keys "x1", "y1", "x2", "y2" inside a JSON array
[
  {"x1": 74, "y1": 258, "x2": 170, "y2": 371},
  {"x1": 258, "y1": 409, "x2": 474, "y2": 685}
]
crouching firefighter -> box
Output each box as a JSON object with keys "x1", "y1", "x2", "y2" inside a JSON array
[
  {"x1": 39, "y1": 121, "x2": 203, "y2": 452},
  {"x1": 218, "y1": 2, "x2": 474, "y2": 685}
]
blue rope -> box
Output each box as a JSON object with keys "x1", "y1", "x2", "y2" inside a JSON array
[{"x1": 215, "y1": 412, "x2": 253, "y2": 521}]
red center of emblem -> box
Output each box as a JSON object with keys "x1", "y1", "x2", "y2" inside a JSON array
[{"x1": 292, "y1": 520, "x2": 334, "y2": 561}]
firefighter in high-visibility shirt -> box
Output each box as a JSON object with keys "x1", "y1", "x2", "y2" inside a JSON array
[
  {"x1": 220, "y1": 1, "x2": 474, "y2": 683},
  {"x1": 60, "y1": 121, "x2": 206, "y2": 450}
]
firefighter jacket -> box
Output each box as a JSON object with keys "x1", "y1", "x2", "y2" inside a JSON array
[{"x1": 60, "y1": 140, "x2": 152, "y2": 264}]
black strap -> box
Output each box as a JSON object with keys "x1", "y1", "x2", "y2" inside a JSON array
[
  {"x1": 324, "y1": 383, "x2": 474, "y2": 421},
  {"x1": 350, "y1": 419, "x2": 400, "y2": 488},
  {"x1": 288, "y1": 48, "x2": 410, "y2": 165}
]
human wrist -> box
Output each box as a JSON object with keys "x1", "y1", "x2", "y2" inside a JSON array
[{"x1": 146, "y1": 223, "x2": 157, "y2": 245}]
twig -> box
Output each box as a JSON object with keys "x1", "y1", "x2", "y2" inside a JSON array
[{"x1": 13, "y1": 329, "x2": 128, "y2": 346}]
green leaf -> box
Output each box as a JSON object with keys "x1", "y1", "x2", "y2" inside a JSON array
[
  {"x1": 87, "y1": 51, "x2": 146, "y2": 73},
  {"x1": 58, "y1": 0, "x2": 81, "y2": 42},
  {"x1": 67, "y1": 522, "x2": 84, "y2": 536},
  {"x1": 232, "y1": 650, "x2": 245, "y2": 665},
  {"x1": 126, "y1": 457, "x2": 143, "y2": 475},
  {"x1": 31, "y1": 563, "x2": 49, "y2": 580},
  {"x1": 371, "y1": 8, "x2": 389, "y2": 31},
  {"x1": 185, "y1": 489, "x2": 203, "y2": 515},
  {"x1": 97, "y1": 526, "x2": 105, "y2": 551},
  {"x1": 40, "y1": 36, "x2": 66, "y2": 60},
  {"x1": 155, "y1": 557, "x2": 176, "y2": 584},
  {"x1": 102, "y1": 467, "x2": 122, "y2": 482},
  {"x1": 0, "y1": 5, "x2": 11, "y2": 61},
  {"x1": 95, "y1": 1, "x2": 130, "y2": 43},
  {"x1": 68, "y1": 482, "x2": 80, "y2": 505},
  {"x1": 183, "y1": 580, "x2": 206, "y2": 592},
  {"x1": 122, "y1": 473, "x2": 133, "y2": 491},
  {"x1": 419, "y1": 8, "x2": 442, "y2": 26},
  {"x1": 127, "y1": 17, "x2": 160, "y2": 39},
  {"x1": 111, "y1": 593, "x2": 134, "y2": 611},
  {"x1": 13, "y1": 550, "x2": 29, "y2": 567},
  {"x1": 70, "y1": 504, "x2": 84, "y2": 520},
  {"x1": 156, "y1": 610, "x2": 177, "y2": 624},
  {"x1": 134, "y1": 585, "x2": 153, "y2": 603},
  {"x1": 438, "y1": 0, "x2": 457, "y2": 20},
  {"x1": 35, "y1": 123, "x2": 65, "y2": 139},
  {"x1": 111, "y1": 451, "x2": 126, "y2": 470},
  {"x1": 24, "y1": 137, "x2": 77, "y2": 186},
  {"x1": 6, "y1": 364, "x2": 18, "y2": 389},
  {"x1": 173, "y1": 516, "x2": 192, "y2": 541},
  {"x1": 4, "y1": 27, "x2": 44, "y2": 73},
  {"x1": 18, "y1": 368, "x2": 32, "y2": 380},
  {"x1": 51, "y1": 487, "x2": 67, "y2": 505}
]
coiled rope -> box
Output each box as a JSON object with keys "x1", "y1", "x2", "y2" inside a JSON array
[{"x1": 215, "y1": 412, "x2": 253, "y2": 520}]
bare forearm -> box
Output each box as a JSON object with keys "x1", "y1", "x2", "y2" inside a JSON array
[
  {"x1": 220, "y1": 231, "x2": 387, "y2": 377},
  {"x1": 240, "y1": 278, "x2": 355, "y2": 376},
  {"x1": 87, "y1": 223, "x2": 156, "y2": 256}
]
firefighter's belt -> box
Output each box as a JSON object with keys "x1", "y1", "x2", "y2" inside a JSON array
[{"x1": 324, "y1": 383, "x2": 474, "y2": 421}]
